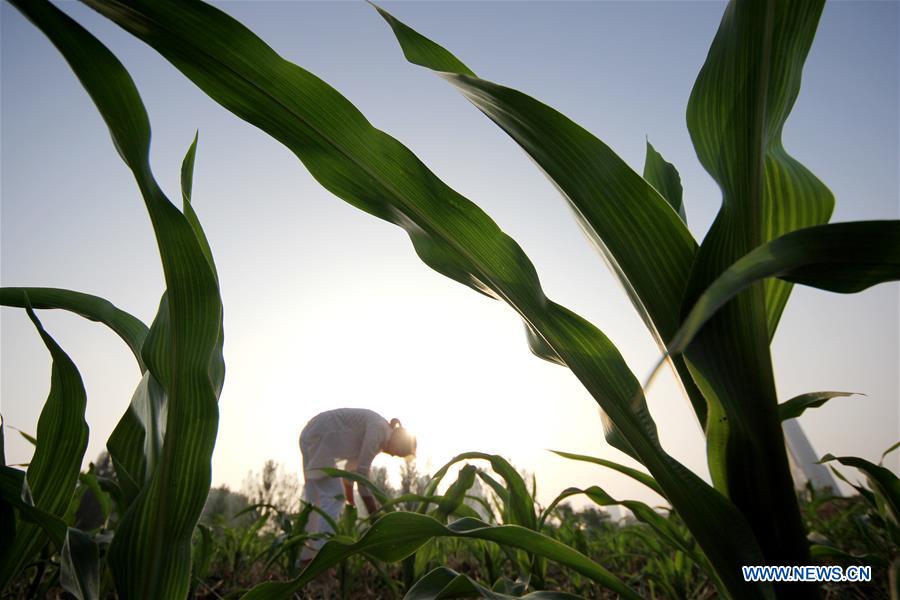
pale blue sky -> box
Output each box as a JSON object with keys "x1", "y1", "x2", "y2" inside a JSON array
[{"x1": 2, "y1": 1, "x2": 898, "y2": 507}]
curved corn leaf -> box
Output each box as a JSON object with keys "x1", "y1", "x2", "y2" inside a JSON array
[
  {"x1": 549, "y1": 450, "x2": 664, "y2": 498},
  {"x1": 671, "y1": 221, "x2": 900, "y2": 354},
  {"x1": 13, "y1": 428, "x2": 37, "y2": 447},
  {"x1": 475, "y1": 470, "x2": 508, "y2": 504},
  {"x1": 819, "y1": 454, "x2": 900, "y2": 531},
  {"x1": 0, "y1": 286, "x2": 160, "y2": 507},
  {"x1": 0, "y1": 287, "x2": 147, "y2": 372},
  {"x1": 643, "y1": 141, "x2": 686, "y2": 223},
  {"x1": 241, "y1": 511, "x2": 640, "y2": 600},
  {"x1": 435, "y1": 464, "x2": 477, "y2": 523},
  {"x1": 882, "y1": 442, "x2": 900, "y2": 464},
  {"x1": 778, "y1": 391, "x2": 859, "y2": 422},
  {"x1": 425, "y1": 453, "x2": 534, "y2": 529},
  {"x1": 107, "y1": 337, "x2": 167, "y2": 508},
  {"x1": 678, "y1": 0, "x2": 831, "y2": 575},
  {"x1": 543, "y1": 486, "x2": 715, "y2": 582},
  {"x1": 404, "y1": 566, "x2": 584, "y2": 600},
  {"x1": 180, "y1": 134, "x2": 225, "y2": 397},
  {"x1": 317, "y1": 467, "x2": 391, "y2": 506},
  {"x1": 80, "y1": 2, "x2": 769, "y2": 596},
  {"x1": 0, "y1": 304, "x2": 89, "y2": 590},
  {"x1": 9, "y1": 3, "x2": 224, "y2": 599},
  {"x1": 684, "y1": 0, "x2": 835, "y2": 335},
  {"x1": 827, "y1": 466, "x2": 874, "y2": 505},
  {"x1": 0, "y1": 467, "x2": 67, "y2": 547},
  {"x1": 373, "y1": 3, "x2": 708, "y2": 428},
  {"x1": 60, "y1": 527, "x2": 100, "y2": 600}
]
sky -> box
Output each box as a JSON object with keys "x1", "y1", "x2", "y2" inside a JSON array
[{"x1": 1, "y1": 1, "x2": 898, "y2": 510}]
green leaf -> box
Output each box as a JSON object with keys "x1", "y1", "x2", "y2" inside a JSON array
[
  {"x1": 543, "y1": 485, "x2": 720, "y2": 592},
  {"x1": 425, "y1": 453, "x2": 534, "y2": 529},
  {"x1": 882, "y1": 442, "x2": 900, "y2": 464},
  {"x1": 11, "y1": 427, "x2": 38, "y2": 447},
  {"x1": 179, "y1": 134, "x2": 226, "y2": 397},
  {"x1": 820, "y1": 454, "x2": 900, "y2": 531},
  {"x1": 404, "y1": 566, "x2": 585, "y2": 600},
  {"x1": 373, "y1": 3, "x2": 708, "y2": 428},
  {"x1": 0, "y1": 287, "x2": 148, "y2": 372},
  {"x1": 435, "y1": 465, "x2": 477, "y2": 523},
  {"x1": 7, "y1": 2, "x2": 225, "y2": 599},
  {"x1": 670, "y1": 221, "x2": 900, "y2": 354},
  {"x1": 106, "y1": 369, "x2": 166, "y2": 507},
  {"x1": 0, "y1": 466, "x2": 68, "y2": 548},
  {"x1": 241, "y1": 512, "x2": 640, "y2": 600},
  {"x1": 60, "y1": 527, "x2": 100, "y2": 600},
  {"x1": 549, "y1": 450, "x2": 664, "y2": 498},
  {"x1": 643, "y1": 141, "x2": 686, "y2": 223},
  {"x1": 685, "y1": 0, "x2": 835, "y2": 336},
  {"x1": 316, "y1": 467, "x2": 391, "y2": 506},
  {"x1": 0, "y1": 303, "x2": 88, "y2": 590},
  {"x1": 777, "y1": 391, "x2": 859, "y2": 422}
]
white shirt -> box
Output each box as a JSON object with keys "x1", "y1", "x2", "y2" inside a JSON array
[{"x1": 299, "y1": 408, "x2": 392, "y2": 492}]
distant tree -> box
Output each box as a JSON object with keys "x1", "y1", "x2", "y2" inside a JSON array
[
  {"x1": 399, "y1": 459, "x2": 430, "y2": 511},
  {"x1": 242, "y1": 459, "x2": 301, "y2": 514},
  {"x1": 202, "y1": 485, "x2": 252, "y2": 525},
  {"x1": 369, "y1": 465, "x2": 398, "y2": 498}
]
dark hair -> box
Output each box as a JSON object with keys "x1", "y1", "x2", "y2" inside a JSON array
[{"x1": 389, "y1": 418, "x2": 402, "y2": 429}]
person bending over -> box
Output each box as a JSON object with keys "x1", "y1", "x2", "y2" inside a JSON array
[{"x1": 298, "y1": 408, "x2": 416, "y2": 562}]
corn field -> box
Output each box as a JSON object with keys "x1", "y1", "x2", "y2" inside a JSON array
[{"x1": 1, "y1": 0, "x2": 898, "y2": 599}]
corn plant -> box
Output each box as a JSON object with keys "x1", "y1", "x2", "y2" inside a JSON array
[
  {"x1": 1, "y1": 0, "x2": 224, "y2": 598},
  {"x1": 5, "y1": 0, "x2": 900, "y2": 598}
]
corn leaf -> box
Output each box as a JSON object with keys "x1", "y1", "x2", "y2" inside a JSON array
[
  {"x1": 778, "y1": 391, "x2": 859, "y2": 422},
  {"x1": 819, "y1": 454, "x2": 900, "y2": 531},
  {"x1": 79, "y1": 2, "x2": 769, "y2": 596},
  {"x1": 685, "y1": 0, "x2": 835, "y2": 336},
  {"x1": 882, "y1": 442, "x2": 900, "y2": 464},
  {"x1": 241, "y1": 511, "x2": 641, "y2": 600},
  {"x1": 425, "y1": 453, "x2": 534, "y2": 529},
  {"x1": 60, "y1": 527, "x2": 100, "y2": 600},
  {"x1": 542, "y1": 486, "x2": 718, "y2": 588},
  {"x1": 373, "y1": 3, "x2": 708, "y2": 428},
  {"x1": 643, "y1": 141, "x2": 686, "y2": 224},
  {"x1": 8, "y1": 3, "x2": 225, "y2": 599},
  {"x1": 0, "y1": 287, "x2": 148, "y2": 372},
  {"x1": 671, "y1": 221, "x2": 900, "y2": 354},
  {"x1": 435, "y1": 464, "x2": 477, "y2": 523},
  {"x1": 316, "y1": 467, "x2": 391, "y2": 506},
  {"x1": 404, "y1": 566, "x2": 584, "y2": 600},
  {"x1": 549, "y1": 450, "x2": 664, "y2": 498},
  {"x1": 0, "y1": 287, "x2": 159, "y2": 505},
  {"x1": 11, "y1": 428, "x2": 37, "y2": 447},
  {"x1": 106, "y1": 334, "x2": 167, "y2": 507},
  {"x1": 0, "y1": 304, "x2": 89, "y2": 590}
]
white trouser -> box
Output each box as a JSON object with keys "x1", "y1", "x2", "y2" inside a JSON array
[{"x1": 300, "y1": 476, "x2": 344, "y2": 560}]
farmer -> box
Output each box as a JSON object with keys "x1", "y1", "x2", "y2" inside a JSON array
[{"x1": 298, "y1": 408, "x2": 416, "y2": 562}]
